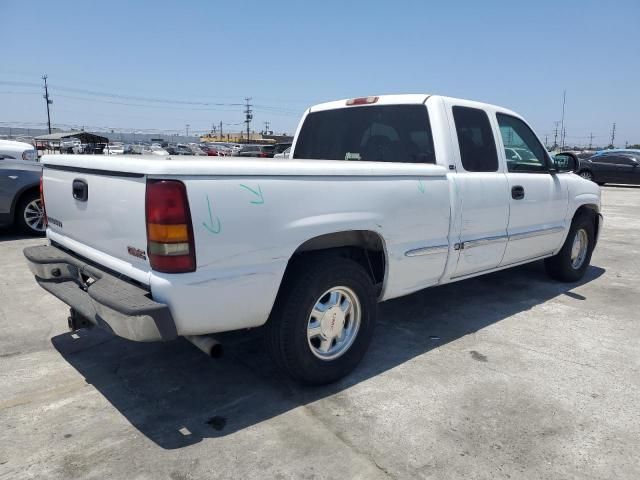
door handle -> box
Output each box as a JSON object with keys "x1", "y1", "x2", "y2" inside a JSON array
[{"x1": 511, "y1": 185, "x2": 525, "y2": 200}]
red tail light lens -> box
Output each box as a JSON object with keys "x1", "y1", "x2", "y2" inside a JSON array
[
  {"x1": 145, "y1": 180, "x2": 196, "y2": 273},
  {"x1": 40, "y1": 175, "x2": 48, "y2": 227}
]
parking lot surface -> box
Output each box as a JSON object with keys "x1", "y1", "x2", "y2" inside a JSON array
[{"x1": 1, "y1": 185, "x2": 639, "y2": 480}]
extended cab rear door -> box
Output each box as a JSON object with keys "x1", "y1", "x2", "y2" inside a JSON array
[{"x1": 443, "y1": 99, "x2": 510, "y2": 278}]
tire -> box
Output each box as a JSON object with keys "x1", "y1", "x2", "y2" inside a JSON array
[
  {"x1": 544, "y1": 214, "x2": 595, "y2": 282},
  {"x1": 578, "y1": 170, "x2": 594, "y2": 182},
  {"x1": 15, "y1": 191, "x2": 46, "y2": 236},
  {"x1": 265, "y1": 255, "x2": 377, "y2": 385}
]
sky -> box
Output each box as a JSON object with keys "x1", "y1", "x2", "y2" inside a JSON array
[{"x1": 2, "y1": 0, "x2": 639, "y2": 146}]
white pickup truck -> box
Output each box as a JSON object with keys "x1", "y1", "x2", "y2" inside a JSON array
[{"x1": 25, "y1": 94, "x2": 602, "y2": 384}]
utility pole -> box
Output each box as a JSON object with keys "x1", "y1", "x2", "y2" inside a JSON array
[
  {"x1": 185, "y1": 124, "x2": 190, "y2": 137},
  {"x1": 562, "y1": 127, "x2": 566, "y2": 150},
  {"x1": 263, "y1": 121, "x2": 270, "y2": 135},
  {"x1": 42, "y1": 74, "x2": 53, "y2": 134},
  {"x1": 589, "y1": 133, "x2": 594, "y2": 150},
  {"x1": 219, "y1": 121, "x2": 223, "y2": 140},
  {"x1": 244, "y1": 97, "x2": 252, "y2": 143},
  {"x1": 559, "y1": 89, "x2": 566, "y2": 150},
  {"x1": 610, "y1": 123, "x2": 616, "y2": 148},
  {"x1": 544, "y1": 135, "x2": 548, "y2": 149},
  {"x1": 553, "y1": 121, "x2": 560, "y2": 149}
]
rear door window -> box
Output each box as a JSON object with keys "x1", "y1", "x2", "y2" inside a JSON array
[
  {"x1": 452, "y1": 106, "x2": 499, "y2": 172},
  {"x1": 293, "y1": 105, "x2": 436, "y2": 164}
]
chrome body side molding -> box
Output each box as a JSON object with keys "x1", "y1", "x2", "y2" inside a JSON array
[{"x1": 405, "y1": 245, "x2": 449, "y2": 257}]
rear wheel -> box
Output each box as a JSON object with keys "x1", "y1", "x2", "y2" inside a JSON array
[
  {"x1": 16, "y1": 192, "x2": 46, "y2": 236},
  {"x1": 545, "y1": 214, "x2": 595, "y2": 282},
  {"x1": 265, "y1": 255, "x2": 377, "y2": 385}
]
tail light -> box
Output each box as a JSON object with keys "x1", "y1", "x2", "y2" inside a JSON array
[
  {"x1": 145, "y1": 180, "x2": 196, "y2": 273},
  {"x1": 40, "y1": 175, "x2": 48, "y2": 227},
  {"x1": 259, "y1": 152, "x2": 269, "y2": 158}
]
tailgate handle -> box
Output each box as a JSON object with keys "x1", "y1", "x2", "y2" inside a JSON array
[{"x1": 72, "y1": 179, "x2": 88, "y2": 202}]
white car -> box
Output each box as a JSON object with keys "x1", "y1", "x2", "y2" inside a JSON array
[
  {"x1": 25, "y1": 94, "x2": 601, "y2": 385},
  {"x1": 103, "y1": 143, "x2": 125, "y2": 155},
  {"x1": 0, "y1": 139, "x2": 38, "y2": 161},
  {"x1": 274, "y1": 147, "x2": 290, "y2": 159},
  {"x1": 149, "y1": 145, "x2": 169, "y2": 156}
]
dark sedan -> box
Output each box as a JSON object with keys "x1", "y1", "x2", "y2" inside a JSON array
[
  {"x1": 0, "y1": 156, "x2": 44, "y2": 235},
  {"x1": 577, "y1": 151, "x2": 640, "y2": 185}
]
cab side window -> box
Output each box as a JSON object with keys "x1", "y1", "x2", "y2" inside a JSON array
[
  {"x1": 452, "y1": 106, "x2": 498, "y2": 172},
  {"x1": 497, "y1": 113, "x2": 549, "y2": 173}
]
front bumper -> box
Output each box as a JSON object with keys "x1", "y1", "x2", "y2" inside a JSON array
[{"x1": 24, "y1": 245, "x2": 177, "y2": 341}]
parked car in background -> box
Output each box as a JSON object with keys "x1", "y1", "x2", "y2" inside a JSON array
[
  {"x1": 0, "y1": 139, "x2": 38, "y2": 162},
  {"x1": 201, "y1": 145, "x2": 223, "y2": 156},
  {"x1": 238, "y1": 144, "x2": 275, "y2": 157},
  {"x1": 273, "y1": 143, "x2": 292, "y2": 156},
  {"x1": 60, "y1": 138, "x2": 82, "y2": 154},
  {"x1": 274, "y1": 147, "x2": 291, "y2": 159},
  {"x1": 149, "y1": 145, "x2": 169, "y2": 156},
  {"x1": 104, "y1": 143, "x2": 125, "y2": 155},
  {"x1": 0, "y1": 155, "x2": 43, "y2": 234},
  {"x1": 577, "y1": 151, "x2": 640, "y2": 185},
  {"x1": 165, "y1": 145, "x2": 193, "y2": 155},
  {"x1": 187, "y1": 144, "x2": 207, "y2": 156}
]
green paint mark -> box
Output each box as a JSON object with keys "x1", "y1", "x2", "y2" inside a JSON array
[
  {"x1": 202, "y1": 195, "x2": 222, "y2": 234},
  {"x1": 239, "y1": 184, "x2": 264, "y2": 204},
  {"x1": 417, "y1": 179, "x2": 425, "y2": 193}
]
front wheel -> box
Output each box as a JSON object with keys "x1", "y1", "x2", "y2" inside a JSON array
[
  {"x1": 578, "y1": 170, "x2": 594, "y2": 182},
  {"x1": 545, "y1": 214, "x2": 595, "y2": 282},
  {"x1": 265, "y1": 255, "x2": 377, "y2": 385}
]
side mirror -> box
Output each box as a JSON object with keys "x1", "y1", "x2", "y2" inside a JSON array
[{"x1": 551, "y1": 154, "x2": 577, "y2": 173}]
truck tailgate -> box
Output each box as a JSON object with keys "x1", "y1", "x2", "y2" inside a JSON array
[{"x1": 43, "y1": 166, "x2": 151, "y2": 277}]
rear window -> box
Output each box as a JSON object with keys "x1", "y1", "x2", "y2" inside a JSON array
[{"x1": 293, "y1": 105, "x2": 436, "y2": 163}]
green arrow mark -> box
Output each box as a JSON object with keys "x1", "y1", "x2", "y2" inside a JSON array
[
  {"x1": 239, "y1": 184, "x2": 264, "y2": 204},
  {"x1": 202, "y1": 194, "x2": 222, "y2": 234}
]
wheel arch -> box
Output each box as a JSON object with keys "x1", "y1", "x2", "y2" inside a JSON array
[
  {"x1": 572, "y1": 203, "x2": 600, "y2": 244},
  {"x1": 282, "y1": 230, "x2": 388, "y2": 297}
]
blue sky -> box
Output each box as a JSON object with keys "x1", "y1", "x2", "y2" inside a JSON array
[{"x1": 2, "y1": 0, "x2": 639, "y2": 146}]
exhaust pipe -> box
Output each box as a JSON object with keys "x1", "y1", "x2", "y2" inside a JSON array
[{"x1": 185, "y1": 335, "x2": 224, "y2": 358}]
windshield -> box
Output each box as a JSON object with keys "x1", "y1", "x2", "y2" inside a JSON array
[{"x1": 293, "y1": 104, "x2": 435, "y2": 163}]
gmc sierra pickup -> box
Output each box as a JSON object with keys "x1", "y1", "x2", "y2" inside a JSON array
[{"x1": 25, "y1": 94, "x2": 602, "y2": 384}]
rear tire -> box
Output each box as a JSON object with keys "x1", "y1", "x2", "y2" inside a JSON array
[
  {"x1": 265, "y1": 255, "x2": 377, "y2": 385},
  {"x1": 15, "y1": 191, "x2": 46, "y2": 236},
  {"x1": 545, "y1": 214, "x2": 595, "y2": 282}
]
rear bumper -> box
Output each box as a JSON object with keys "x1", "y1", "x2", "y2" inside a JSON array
[{"x1": 23, "y1": 245, "x2": 177, "y2": 342}]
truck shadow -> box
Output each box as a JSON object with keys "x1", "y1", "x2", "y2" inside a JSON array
[{"x1": 51, "y1": 261, "x2": 604, "y2": 449}]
